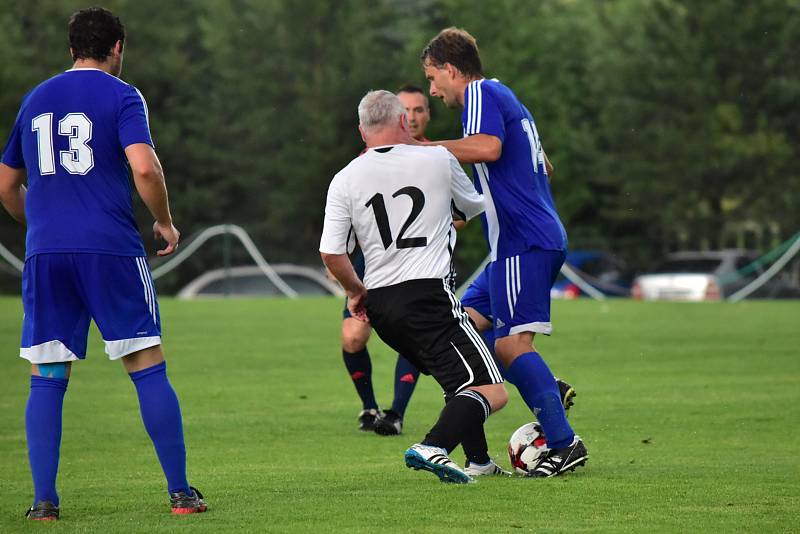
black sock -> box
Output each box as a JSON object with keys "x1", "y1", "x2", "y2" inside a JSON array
[
  {"x1": 390, "y1": 354, "x2": 419, "y2": 417},
  {"x1": 342, "y1": 349, "x2": 378, "y2": 410},
  {"x1": 456, "y1": 390, "x2": 492, "y2": 464},
  {"x1": 460, "y1": 425, "x2": 491, "y2": 464},
  {"x1": 422, "y1": 389, "x2": 491, "y2": 454}
]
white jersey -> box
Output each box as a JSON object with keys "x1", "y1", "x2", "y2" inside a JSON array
[{"x1": 320, "y1": 144, "x2": 484, "y2": 289}]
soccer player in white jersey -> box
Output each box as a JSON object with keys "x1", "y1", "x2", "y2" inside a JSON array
[
  {"x1": 419, "y1": 28, "x2": 588, "y2": 477},
  {"x1": 320, "y1": 90, "x2": 509, "y2": 483},
  {"x1": 335, "y1": 85, "x2": 434, "y2": 437},
  {"x1": 0, "y1": 8, "x2": 206, "y2": 519}
]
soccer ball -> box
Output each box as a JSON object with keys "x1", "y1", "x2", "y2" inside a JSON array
[{"x1": 507, "y1": 422, "x2": 549, "y2": 475}]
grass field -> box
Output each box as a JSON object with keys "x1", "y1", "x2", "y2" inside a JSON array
[{"x1": 0, "y1": 296, "x2": 798, "y2": 533}]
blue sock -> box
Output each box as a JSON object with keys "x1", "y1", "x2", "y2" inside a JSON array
[
  {"x1": 26, "y1": 375, "x2": 68, "y2": 506},
  {"x1": 390, "y1": 354, "x2": 419, "y2": 417},
  {"x1": 342, "y1": 349, "x2": 378, "y2": 410},
  {"x1": 129, "y1": 361, "x2": 189, "y2": 494},
  {"x1": 505, "y1": 352, "x2": 574, "y2": 448}
]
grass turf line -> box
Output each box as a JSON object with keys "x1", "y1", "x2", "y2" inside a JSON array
[{"x1": 0, "y1": 297, "x2": 798, "y2": 532}]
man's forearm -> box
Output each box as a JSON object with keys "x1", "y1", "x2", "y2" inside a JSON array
[
  {"x1": 0, "y1": 184, "x2": 26, "y2": 224},
  {"x1": 425, "y1": 134, "x2": 501, "y2": 164},
  {"x1": 0, "y1": 164, "x2": 27, "y2": 224},
  {"x1": 134, "y1": 169, "x2": 173, "y2": 225},
  {"x1": 321, "y1": 252, "x2": 365, "y2": 295}
]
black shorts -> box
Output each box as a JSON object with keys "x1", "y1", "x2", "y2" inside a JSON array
[{"x1": 366, "y1": 278, "x2": 503, "y2": 396}]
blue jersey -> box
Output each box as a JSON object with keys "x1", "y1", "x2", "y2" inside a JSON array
[
  {"x1": 1, "y1": 68, "x2": 153, "y2": 258},
  {"x1": 462, "y1": 78, "x2": 567, "y2": 261}
]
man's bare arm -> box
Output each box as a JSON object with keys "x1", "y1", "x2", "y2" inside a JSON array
[
  {"x1": 321, "y1": 252, "x2": 368, "y2": 321},
  {"x1": 0, "y1": 163, "x2": 27, "y2": 224},
  {"x1": 125, "y1": 143, "x2": 180, "y2": 256},
  {"x1": 425, "y1": 134, "x2": 502, "y2": 164}
]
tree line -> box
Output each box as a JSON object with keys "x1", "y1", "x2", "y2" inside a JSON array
[{"x1": 1, "y1": 0, "x2": 798, "y2": 292}]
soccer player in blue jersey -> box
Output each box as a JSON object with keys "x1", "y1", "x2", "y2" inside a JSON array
[
  {"x1": 419, "y1": 27, "x2": 588, "y2": 477},
  {"x1": 0, "y1": 8, "x2": 206, "y2": 519}
]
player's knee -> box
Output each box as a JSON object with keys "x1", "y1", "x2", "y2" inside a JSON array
[
  {"x1": 495, "y1": 333, "x2": 535, "y2": 366},
  {"x1": 342, "y1": 320, "x2": 370, "y2": 353},
  {"x1": 34, "y1": 362, "x2": 71, "y2": 379},
  {"x1": 471, "y1": 383, "x2": 508, "y2": 413},
  {"x1": 489, "y1": 383, "x2": 509, "y2": 412},
  {"x1": 465, "y1": 307, "x2": 491, "y2": 332}
]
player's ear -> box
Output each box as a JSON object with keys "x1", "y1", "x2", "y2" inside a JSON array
[
  {"x1": 358, "y1": 125, "x2": 367, "y2": 144},
  {"x1": 399, "y1": 113, "x2": 408, "y2": 131},
  {"x1": 112, "y1": 40, "x2": 123, "y2": 57}
]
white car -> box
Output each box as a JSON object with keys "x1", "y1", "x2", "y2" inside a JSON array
[{"x1": 632, "y1": 250, "x2": 757, "y2": 301}]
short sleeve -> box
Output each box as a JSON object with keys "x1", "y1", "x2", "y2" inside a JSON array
[
  {"x1": 447, "y1": 151, "x2": 484, "y2": 221},
  {"x1": 118, "y1": 85, "x2": 154, "y2": 149},
  {"x1": 1, "y1": 109, "x2": 26, "y2": 169},
  {"x1": 319, "y1": 176, "x2": 352, "y2": 255},
  {"x1": 461, "y1": 80, "x2": 505, "y2": 142}
]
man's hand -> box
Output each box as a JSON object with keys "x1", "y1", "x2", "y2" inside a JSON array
[
  {"x1": 321, "y1": 251, "x2": 368, "y2": 320},
  {"x1": 346, "y1": 287, "x2": 369, "y2": 322},
  {"x1": 153, "y1": 221, "x2": 180, "y2": 256}
]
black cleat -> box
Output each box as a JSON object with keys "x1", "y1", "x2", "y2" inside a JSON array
[
  {"x1": 374, "y1": 409, "x2": 403, "y2": 436},
  {"x1": 25, "y1": 500, "x2": 59, "y2": 521},
  {"x1": 556, "y1": 378, "x2": 577, "y2": 415},
  {"x1": 170, "y1": 486, "x2": 208, "y2": 515},
  {"x1": 528, "y1": 436, "x2": 588, "y2": 478},
  {"x1": 357, "y1": 408, "x2": 382, "y2": 431}
]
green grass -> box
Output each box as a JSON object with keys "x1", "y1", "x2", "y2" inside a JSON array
[{"x1": 0, "y1": 297, "x2": 798, "y2": 533}]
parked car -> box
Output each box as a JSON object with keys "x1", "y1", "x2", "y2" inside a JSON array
[
  {"x1": 178, "y1": 264, "x2": 344, "y2": 298},
  {"x1": 551, "y1": 250, "x2": 632, "y2": 299},
  {"x1": 631, "y1": 249, "x2": 800, "y2": 301}
]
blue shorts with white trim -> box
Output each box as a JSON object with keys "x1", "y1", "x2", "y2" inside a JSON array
[
  {"x1": 460, "y1": 263, "x2": 493, "y2": 323},
  {"x1": 488, "y1": 249, "x2": 565, "y2": 338},
  {"x1": 20, "y1": 253, "x2": 162, "y2": 364}
]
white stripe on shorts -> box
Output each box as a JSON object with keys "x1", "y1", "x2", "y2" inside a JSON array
[
  {"x1": 136, "y1": 257, "x2": 157, "y2": 324},
  {"x1": 451, "y1": 341, "x2": 475, "y2": 392},
  {"x1": 506, "y1": 258, "x2": 514, "y2": 317},
  {"x1": 443, "y1": 279, "x2": 503, "y2": 383}
]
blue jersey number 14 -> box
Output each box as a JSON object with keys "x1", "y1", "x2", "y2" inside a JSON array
[{"x1": 520, "y1": 118, "x2": 546, "y2": 174}]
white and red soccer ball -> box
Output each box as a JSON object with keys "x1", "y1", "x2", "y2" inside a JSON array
[{"x1": 507, "y1": 422, "x2": 549, "y2": 475}]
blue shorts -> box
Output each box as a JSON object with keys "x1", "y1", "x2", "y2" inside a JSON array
[
  {"x1": 461, "y1": 264, "x2": 493, "y2": 323},
  {"x1": 462, "y1": 249, "x2": 565, "y2": 338},
  {"x1": 342, "y1": 250, "x2": 366, "y2": 320},
  {"x1": 20, "y1": 253, "x2": 162, "y2": 364}
]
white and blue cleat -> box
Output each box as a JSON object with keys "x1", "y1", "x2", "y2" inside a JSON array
[{"x1": 404, "y1": 444, "x2": 474, "y2": 484}]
